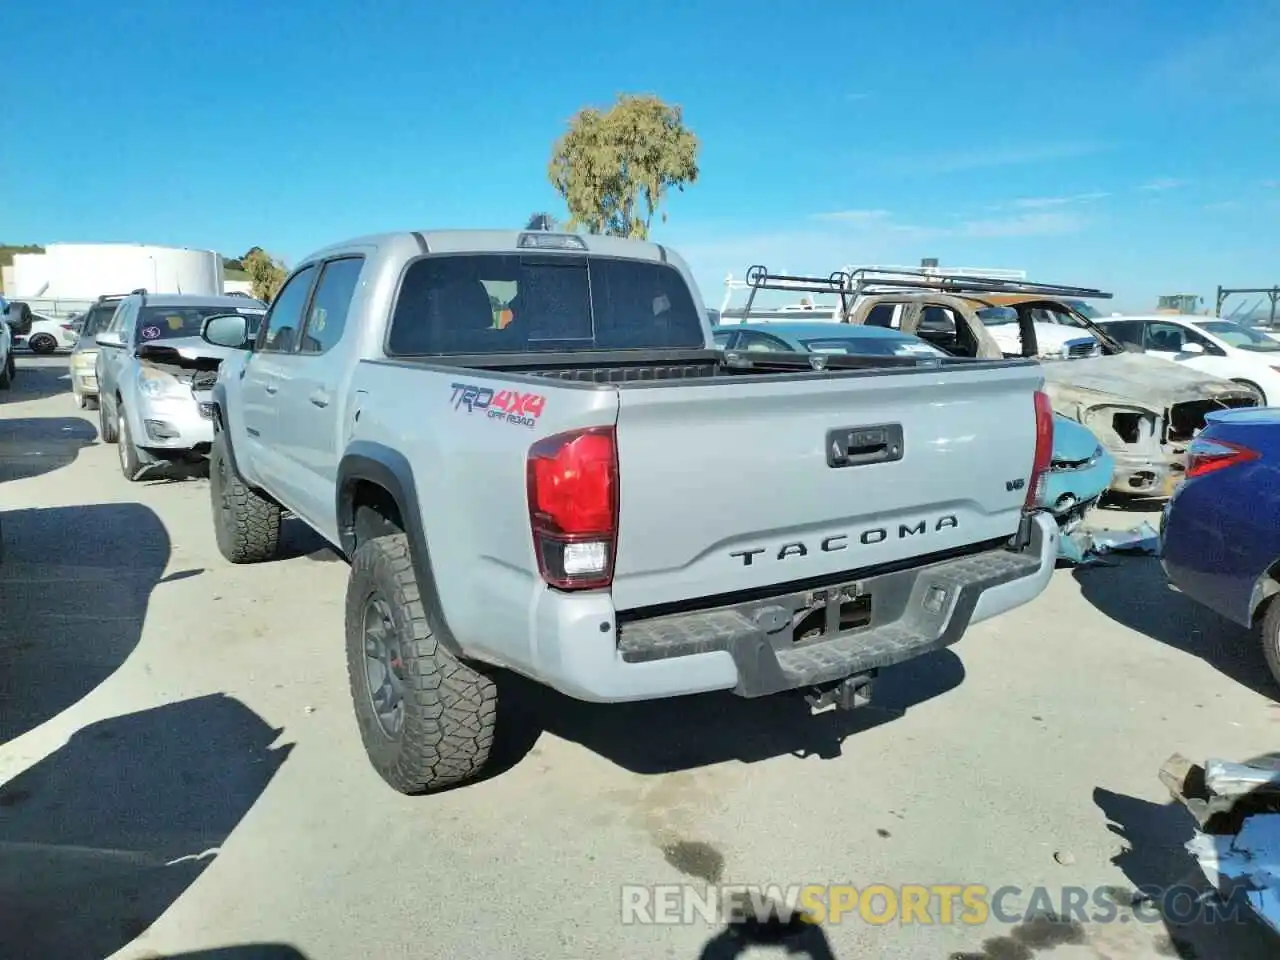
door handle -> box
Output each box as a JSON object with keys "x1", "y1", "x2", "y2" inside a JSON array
[
  {"x1": 309, "y1": 391, "x2": 330, "y2": 408},
  {"x1": 264, "y1": 383, "x2": 278, "y2": 395}
]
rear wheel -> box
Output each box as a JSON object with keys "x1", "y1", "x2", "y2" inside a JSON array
[
  {"x1": 345, "y1": 530, "x2": 498, "y2": 794},
  {"x1": 209, "y1": 426, "x2": 281, "y2": 563},
  {"x1": 1260, "y1": 598, "x2": 1280, "y2": 693},
  {"x1": 1231, "y1": 379, "x2": 1266, "y2": 405},
  {"x1": 28, "y1": 333, "x2": 57, "y2": 355}
]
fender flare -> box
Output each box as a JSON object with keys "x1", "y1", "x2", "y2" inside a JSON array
[
  {"x1": 337, "y1": 441, "x2": 464, "y2": 657},
  {"x1": 208, "y1": 383, "x2": 243, "y2": 478}
]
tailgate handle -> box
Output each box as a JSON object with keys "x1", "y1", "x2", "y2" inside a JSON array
[{"x1": 827, "y1": 424, "x2": 903, "y2": 468}]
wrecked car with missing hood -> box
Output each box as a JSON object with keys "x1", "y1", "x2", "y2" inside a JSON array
[
  {"x1": 827, "y1": 269, "x2": 1259, "y2": 497},
  {"x1": 93, "y1": 292, "x2": 268, "y2": 481}
]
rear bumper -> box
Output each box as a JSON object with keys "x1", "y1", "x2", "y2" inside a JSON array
[{"x1": 524, "y1": 512, "x2": 1057, "y2": 703}]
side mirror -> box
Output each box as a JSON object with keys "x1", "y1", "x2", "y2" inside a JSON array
[
  {"x1": 1181, "y1": 341, "x2": 1205, "y2": 355},
  {"x1": 95, "y1": 330, "x2": 124, "y2": 348},
  {"x1": 202, "y1": 313, "x2": 251, "y2": 349}
]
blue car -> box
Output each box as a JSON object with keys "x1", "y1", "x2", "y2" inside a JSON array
[
  {"x1": 1161, "y1": 407, "x2": 1280, "y2": 687},
  {"x1": 712, "y1": 322, "x2": 1115, "y2": 551}
]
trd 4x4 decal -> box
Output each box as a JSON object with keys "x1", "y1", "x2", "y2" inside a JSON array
[{"x1": 449, "y1": 382, "x2": 546, "y2": 428}]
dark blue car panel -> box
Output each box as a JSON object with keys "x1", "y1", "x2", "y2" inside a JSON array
[{"x1": 1161, "y1": 407, "x2": 1280, "y2": 626}]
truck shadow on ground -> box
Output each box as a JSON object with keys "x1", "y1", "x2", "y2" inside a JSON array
[
  {"x1": 0, "y1": 416, "x2": 98, "y2": 482},
  {"x1": 0, "y1": 694, "x2": 293, "y2": 960},
  {"x1": 1094, "y1": 778, "x2": 1279, "y2": 959},
  {"x1": 1073, "y1": 557, "x2": 1277, "y2": 700},
  {"x1": 483, "y1": 649, "x2": 965, "y2": 779},
  {"x1": 0, "y1": 503, "x2": 170, "y2": 745}
]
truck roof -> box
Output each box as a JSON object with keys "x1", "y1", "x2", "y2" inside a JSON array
[{"x1": 301, "y1": 230, "x2": 681, "y2": 268}]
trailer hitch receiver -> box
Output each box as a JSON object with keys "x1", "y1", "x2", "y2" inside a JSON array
[{"x1": 806, "y1": 671, "x2": 876, "y2": 712}]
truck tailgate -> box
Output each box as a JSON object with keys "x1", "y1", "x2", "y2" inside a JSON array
[{"x1": 610, "y1": 362, "x2": 1044, "y2": 611}]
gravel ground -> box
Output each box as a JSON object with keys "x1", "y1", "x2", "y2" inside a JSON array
[{"x1": 1, "y1": 355, "x2": 1277, "y2": 960}]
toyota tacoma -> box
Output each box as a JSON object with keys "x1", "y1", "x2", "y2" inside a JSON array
[{"x1": 198, "y1": 230, "x2": 1060, "y2": 793}]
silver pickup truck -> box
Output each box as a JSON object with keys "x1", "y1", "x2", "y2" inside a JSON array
[{"x1": 198, "y1": 230, "x2": 1060, "y2": 794}]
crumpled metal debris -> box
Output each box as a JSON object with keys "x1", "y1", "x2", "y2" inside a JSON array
[
  {"x1": 1061, "y1": 520, "x2": 1160, "y2": 565},
  {"x1": 1160, "y1": 752, "x2": 1280, "y2": 936}
]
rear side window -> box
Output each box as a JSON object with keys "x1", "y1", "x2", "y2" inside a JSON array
[
  {"x1": 864, "y1": 303, "x2": 897, "y2": 328},
  {"x1": 387, "y1": 254, "x2": 705, "y2": 356},
  {"x1": 1102, "y1": 321, "x2": 1144, "y2": 347},
  {"x1": 300, "y1": 257, "x2": 363, "y2": 355}
]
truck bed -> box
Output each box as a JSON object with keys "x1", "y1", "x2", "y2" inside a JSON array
[{"x1": 385, "y1": 346, "x2": 1017, "y2": 385}]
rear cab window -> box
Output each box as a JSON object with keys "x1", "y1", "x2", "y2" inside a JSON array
[{"x1": 387, "y1": 254, "x2": 706, "y2": 356}]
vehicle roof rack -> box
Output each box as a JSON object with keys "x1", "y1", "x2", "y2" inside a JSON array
[
  {"x1": 96, "y1": 290, "x2": 143, "y2": 302},
  {"x1": 843, "y1": 266, "x2": 1113, "y2": 300},
  {"x1": 734, "y1": 265, "x2": 855, "y2": 322}
]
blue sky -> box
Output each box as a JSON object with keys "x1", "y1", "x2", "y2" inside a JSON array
[{"x1": 3, "y1": 0, "x2": 1277, "y2": 312}]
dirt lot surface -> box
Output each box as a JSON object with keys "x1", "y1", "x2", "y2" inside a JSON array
[{"x1": 2, "y1": 356, "x2": 1277, "y2": 960}]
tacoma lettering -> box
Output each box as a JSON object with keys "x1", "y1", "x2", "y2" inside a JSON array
[{"x1": 730, "y1": 516, "x2": 959, "y2": 566}]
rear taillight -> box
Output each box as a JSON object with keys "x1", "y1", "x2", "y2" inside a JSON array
[
  {"x1": 527, "y1": 426, "x2": 618, "y2": 590},
  {"x1": 60, "y1": 324, "x2": 75, "y2": 331},
  {"x1": 1025, "y1": 390, "x2": 1055, "y2": 511},
  {"x1": 1185, "y1": 437, "x2": 1259, "y2": 479}
]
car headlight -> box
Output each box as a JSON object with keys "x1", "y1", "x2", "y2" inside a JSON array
[
  {"x1": 71, "y1": 351, "x2": 97, "y2": 370},
  {"x1": 137, "y1": 366, "x2": 189, "y2": 399}
]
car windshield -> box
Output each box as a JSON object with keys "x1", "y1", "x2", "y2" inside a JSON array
[
  {"x1": 976, "y1": 307, "x2": 1018, "y2": 326},
  {"x1": 137, "y1": 305, "x2": 262, "y2": 342},
  {"x1": 387, "y1": 254, "x2": 705, "y2": 355},
  {"x1": 1195, "y1": 320, "x2": 1280, "y2": 351},
  {"x1": 798, "y1": 335, "x2": 947, "y2": 358}
]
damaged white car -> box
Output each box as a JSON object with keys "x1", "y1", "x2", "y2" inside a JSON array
[
  {"x1": 829, "y1": 270, "x2": 1259, "y2": 498},
  {"x1": 93, "y1": 293, "x2": 267, "y2": 480}
]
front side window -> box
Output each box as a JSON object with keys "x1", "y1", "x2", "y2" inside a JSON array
[
  {"x1": 976, "y1": 307, "x2": 1018, "y2": 326},
  {"x1": 918, "y1": 306, "x2": 957, "y2": 334},
  {"x1": 387, "y1": 254, "x2": 705, "y2": 355},
  {"x1": 300, "y1": 257, "x2": 363, "y2": 355},
  {"x1": 1145, "y1": 321, "x2": 1196, "y2": 352},
  {"x1": 259, "y1": 265, "x2": 318, "y2": 354},
  {"x1": 1029, "y1": 307, "x2": 1088, "y2": 329}
]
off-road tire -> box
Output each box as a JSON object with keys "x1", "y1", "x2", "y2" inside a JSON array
[
  {"x1": 345, "y1": 532, "x2": 498, "y2": 794},
  {"x1": 0, "y1": 354, "x2": 12, "y2": 390},
  {"x1": 28, "y1": 333, "x2": 57, "y2": 355},
  {"x1": 209, "y1": 426, "x2": 281, "y2": 563},
  {"x1": 99, "y1": 397, "x2": 118, "y2": 443},
  {"x1": 1259, "y1": 598, "x2": 1280, "y2": 694}
]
